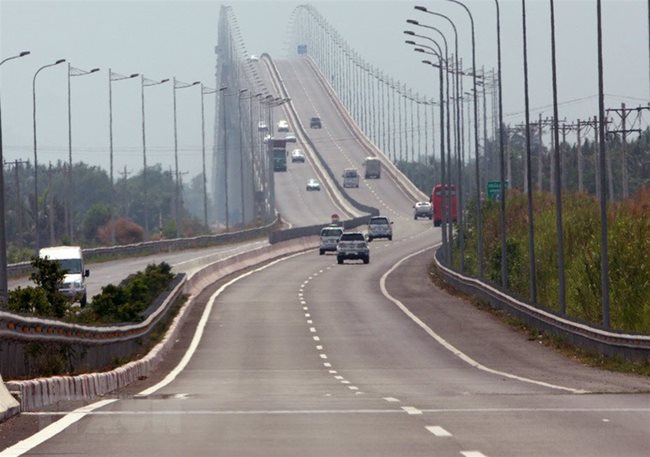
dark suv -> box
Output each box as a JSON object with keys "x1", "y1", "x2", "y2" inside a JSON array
[
  {"x1": 310, "y1": 116, "x2": 322, "y2": 128},
  {"x1": 336, "y1": 232, "x2": 369, "y2": 264}
]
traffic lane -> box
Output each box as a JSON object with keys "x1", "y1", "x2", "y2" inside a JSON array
[
  {"x1": 7, "y1": 239, "x2": 269, "y2": 301},
  {"x1": 384, "y1": 247, "x2": 650, "y2": 394},
  {"x1": 274, "y1": 141, "x2": 342, "y2": 227},
  {"x1": 20, "y1": 248, "x2": 469, "y2": 457},
  {"x1": 278, "y1": 59, "x2": 416, "y2": 222},
  {"x1": 299, "y1": 228, "x2": 558, "y2": 399},
  {"x1": 287, "y1": 58, "x2": 420, "y2": 220}
]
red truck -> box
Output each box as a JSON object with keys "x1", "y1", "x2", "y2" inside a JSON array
[{"x1": 431, "y1": 184, "x2": 457, "y2": 227}]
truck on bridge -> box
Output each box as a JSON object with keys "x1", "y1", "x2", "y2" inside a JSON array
[
  {"x1": 363, "y1": 157, "x2": 381, "y2": 179},
  {"x1": 269, "y1": 137, "x2": 288, "y2": 172}
]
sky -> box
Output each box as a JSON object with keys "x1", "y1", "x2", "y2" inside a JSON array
[{"x1": 1, "y1": 0, "x2": 649, "y2": 188}]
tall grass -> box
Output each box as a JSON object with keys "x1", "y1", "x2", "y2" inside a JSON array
[{"x1": 458, "y1": 187, "x2": 650, "y2": 333}]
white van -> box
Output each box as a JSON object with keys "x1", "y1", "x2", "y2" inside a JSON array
[
  {"x1": 39, "y1": 246, "x2": 90, "y2": 306},
  {"x1": 342, "y1": 168, "x2": 360, "y2": 188}
]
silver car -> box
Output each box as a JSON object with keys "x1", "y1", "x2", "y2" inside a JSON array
[
  {"x1": 367, "y1": 216, "x2": 393, "y2": 241},
  {"x1": 319, "y1": 226, "x2": 343, "y2": 255}
]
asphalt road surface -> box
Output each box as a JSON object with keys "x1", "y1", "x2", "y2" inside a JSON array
[{"x1": 1, "y1": 58, "x2": 648, "y2": 457}]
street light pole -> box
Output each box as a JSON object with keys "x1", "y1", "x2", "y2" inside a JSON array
[
  {"x1": 140, "y1": 75, "x2": 169, "y2": 239},
  {"x1": 238, "y1": 88, "x2": 248, "y2": 227},
  {"x1": 201, "y1": 84, "x2": 218, "y2": 229},
  {"x1": 67, "y1": 64, "x2": 99, "y2": 243},
  {"x1": 0, "y1": 50, "x2": 30, "y2": 305},
  {"x1": 173, "y1": 78, "x2": 200, "y2": 238},
  {"x1": 108, "y1": 70, "x2": 139, "y2": 245},
  {"x1": 33, "y1": 58, "x2": 66, "y2": 253}
]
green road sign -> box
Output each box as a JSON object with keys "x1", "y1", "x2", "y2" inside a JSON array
[{"x1": 487, "y1": 180, "x2": 509, "y2": 201}]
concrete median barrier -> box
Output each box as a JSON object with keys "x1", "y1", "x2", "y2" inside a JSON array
[{"x1": 2, "y1": 235, "x2": 318, "y2": 416}]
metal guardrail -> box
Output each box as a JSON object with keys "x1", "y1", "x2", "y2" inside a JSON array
[
  {"x1": 0, "y1": 273, "x2": 186, "y2": 378},
  {"x1": 433, "y1": 247, "x2": 650, "y2": 362},
  {"x1": 7, "y1": 217, "x2": 279, "y2": 279}
]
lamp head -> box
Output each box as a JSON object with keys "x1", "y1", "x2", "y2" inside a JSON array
[
  {"x1": 406, "y1": 19, "x2": 419, "y2": 25},
  {"x1": 130, "y1": 73, "x2": 139, "y2": 78},
  {"x1": 415, "y1": 48, "x2": 425, "y2": 53},
  {"x1": 19, "y1": 51, "x2": 30, "y2": 57},
  {"x1": 90, "y1": 68, "x2": 100, "y2": 73},
  {"x1": 422, "y1": 60, "x2": 432, "y2": 65},
  {"x1": 405, "y1": 40, "x2": 416, "y2": 45},
  {"x1": 55, "y1": 59, "x2": 66, "y2": 64},
  {"x1": 404, "y1": 31, "x2": 415, "y2": 36},
  {"x1": 160, "y1": 78, "x2": 170, "y2": 83},
  {"x1": 414, "y1": 6, "x2": 428, "y2": 12}
]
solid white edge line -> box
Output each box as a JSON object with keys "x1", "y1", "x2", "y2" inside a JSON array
[
  {"x1": 138, "y1": 250, "x2": 308, "y2": 397},
  {"x1": 379, "y1": 245, "x2": 589, "y2": 395},
  {"x1": 0, "y1": 399, "x2": 117, "y2": 457}
]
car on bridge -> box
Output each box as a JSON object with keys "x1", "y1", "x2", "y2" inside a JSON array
[
  {"x1": 285, "y1": 132, "x2": 297, "y2": 143},
  {"x1": 277, "y1": 120, "x2": 289, "y2": 132},
  {"x1": 367, "y1": 216, "x2": 393, "y2": 241},
  {"x1": 413, "y1": 201, "x2": 433, "y2": 220},
  {"x1": 306, "y1": 178, "x2": 321, "y2": 191},
  {"x1": 258, "y1": 121, "x2": 268, "y2": 131},
  {"x1": 342, "y1": 168, "x2": 360, "y2": 188},
  {"x1": 319, "y1": 225, "x2": 343, "y2": 255},
  {"x1": 291, "y1": 149, "x2": 305, "y2": 162},
  {"x1": 310, "y1": 116, "x2": 322, "y2": 128},
  {"x1": 336, "y1": 232, "x2": 369, "y2": 264}
]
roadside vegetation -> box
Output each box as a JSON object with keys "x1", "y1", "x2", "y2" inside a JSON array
[
  {"x1": 7, "y1": 258, "x2": 176, "y2": 324},
  {"x1": 456, "y1": 187, "x2": 650, "y2": 333}
]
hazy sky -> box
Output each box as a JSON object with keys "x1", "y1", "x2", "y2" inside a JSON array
[{"x1": 1, "y1": 0, "x2": 648, "y2": 185}]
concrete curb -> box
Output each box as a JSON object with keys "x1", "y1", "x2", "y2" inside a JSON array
[
  {"x1": 0, "y1": 374, "x2": 19, "y2": 422},
  {"x1": 2, "y1": 236, "x2": 318, "y2": 416}
]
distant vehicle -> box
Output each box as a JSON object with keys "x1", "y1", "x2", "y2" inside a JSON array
[
  {"x1": 336, "y1": 232, "x2": 369, "y2": 264},
  {"x1": 285, "y1": 132, "x2": 297, "y2": 143},
  {"x1": 249, "y1": 54, "x2": 259, "y2": 61},
  {"x1": 363, "y1": 157, "x2": 381, "y2": 179},
  {"x1": 413, "y1": 201, "x2": 433, "y2": 220},
  {"x1": 342, "y1": 168, "x2": 360, "y2": 188},
  {"x1": 277, "y1": 120, "x2": 289, "y2": 132},
  {"x1": 319, "y1": 226, "x2": 343, "y2": 255},
  {"x1": 367, "y1": 216, "x2": 393, "y2": 241},
  {"x1": 431, "y1": 184, "x2": 458, "y2": 227},
  {"x1": 39, "y1": 246, "x2": 90, "y2": 306},
  {"x1": 258, "y1": 121, "x2": 268, "y2": 131},
  {"x1": 291, "y1": 149, "x2": 305, "y2": 162},
  {"x1": 306, "y1": 178, "x2": 321, "y2": 191},
  {"x1": 310, "y1": 116, "x2": 322, "y2": 128},
  {"x1": 269, "y1": 137, "x2": 288, "y2": 172},
  {"x1": 263, "y1": 134, "x2": 271, "y2": 144}
]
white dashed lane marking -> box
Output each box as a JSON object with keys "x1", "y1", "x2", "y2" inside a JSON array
[
  {"x1": 461, "y1": 452, "x2": 488, "y2": 457},
  {"x1": 426, "y1": 426, "x2": 452, "y2": 437},
  {"x1": 383, "y1": 397, "x2": 400, "y2": 403}
]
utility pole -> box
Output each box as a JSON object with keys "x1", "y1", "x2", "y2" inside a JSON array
[
  {"x1": 606, "y1": 103, "x2": 648, "y2": 199},
  {"x1": 47, "y1": 162, "x2": 55, "y2": 246},
  {"x1": 5, "y1": 160, "x2": 29, "y2": 240}
]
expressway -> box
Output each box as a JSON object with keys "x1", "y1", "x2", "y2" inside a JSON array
[{"x1": 1, "y1": 58, "x2": 648, "y2": 457}]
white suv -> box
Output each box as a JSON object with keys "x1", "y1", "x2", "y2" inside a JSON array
[
  {"x1": 319, "y1": 226, "x2": 343, "y2": 255},
  {"x1": 336, "y1": 232, "x2": 370, "y2": 264},
  {"x1": 367, "y1": 216, "x2": 393, "y2": 241}
]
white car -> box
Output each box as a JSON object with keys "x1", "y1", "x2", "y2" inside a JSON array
[
  {"x1": 285, "y1": 132, "x2": 297, "y2": 143},
  {"x1": 258, "y1": 121, "x2": 268, "y2": 131},
  {"x1": 306, "y1": 178, "x2": 321, "y2": 191},
  {"x1": 263, "y1": 134, "x2": 271, "y2": 144},
  {"x1": 277, "y1": 120, "x2": 289, "y2": 132},
  {"x1": 413, "y1": 201, "x2": 433, "y2": 219},
  {"x1": 291, "y1": 149, "x2": 305, "y2": 163},
  {"x1": 249, "y1": 54, "x2": 259, "y2": 61}
]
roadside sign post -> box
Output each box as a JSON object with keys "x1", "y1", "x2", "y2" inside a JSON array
[{"x1": 487, "y1": 181, "x2": 509, "y2": 202}]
